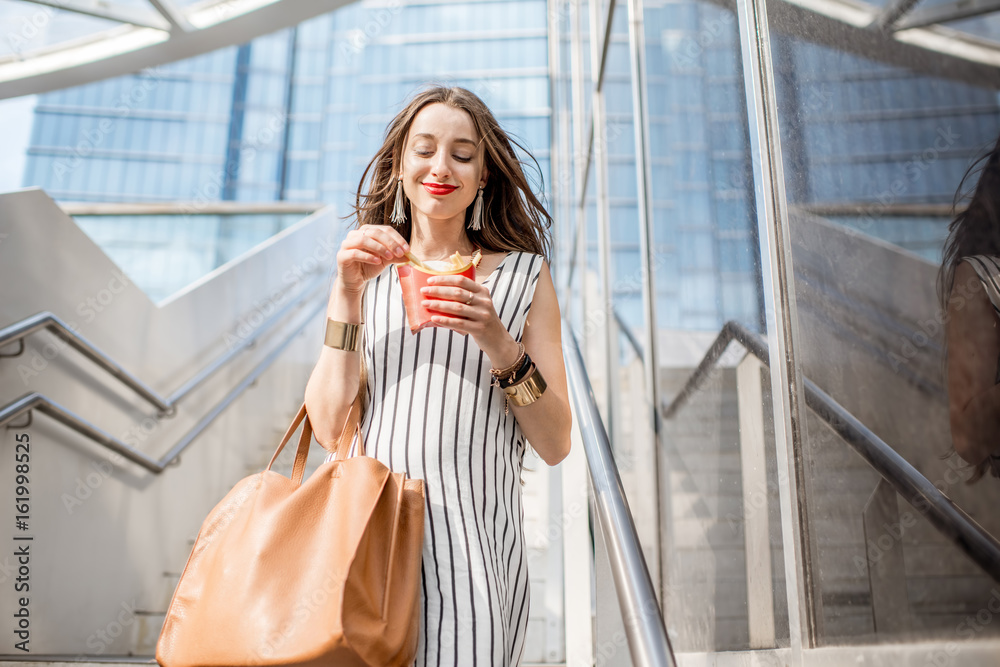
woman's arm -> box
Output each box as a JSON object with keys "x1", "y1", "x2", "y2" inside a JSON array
[
  {"x1": 304, "y1": 226, "x2": 411, "y2": 449},
  {"x1": 303, "y1": 278, "x2": 364, "y2": 450},
  {"x1": 504, "y1": 260, "x2": 572, "y2": 466},
  {"x1": 947, "y1": 261, "x2": 1000, "y2": 464},
  {"x1": 421, "y1": 258, "x2": 573, "y2": 465}
]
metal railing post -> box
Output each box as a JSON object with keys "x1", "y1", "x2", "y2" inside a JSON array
[
  {"x1": 588, "y1": 0, "x2": 615, "y2": 433},
  {"x1": 625, "y1": 0, "x2": 665, "y2": 606},
  {"x1": 734, "y1": 0, "x2": 818, "y2": 649}
]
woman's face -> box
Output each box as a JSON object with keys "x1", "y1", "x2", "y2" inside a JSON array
[{"x1": 400, "y1": 102, "x2": 487, "y2": 228}]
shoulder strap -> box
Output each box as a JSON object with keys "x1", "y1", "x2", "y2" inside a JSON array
[
  {"x1": 962, "y1": 255, "x2": 1000, "y2": 314},
  {"x1": 504, "y1": 252, "x2": 543, "y2": 343}
]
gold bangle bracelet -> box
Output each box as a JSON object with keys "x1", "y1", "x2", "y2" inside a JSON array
[
  {"x1": 503, "y1": 365, "x2": 547, "y2": 407},
  {"x1": 324, "y1": 318, "x2": 361, "y2": 352}
]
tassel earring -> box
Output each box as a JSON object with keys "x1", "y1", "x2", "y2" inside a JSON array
[
  {"x1": 469, "y1": 186, "x2": 484, "y2": 231},
  {"x1": 391, "y1": 177, "x2": 406, "y2": 227}
]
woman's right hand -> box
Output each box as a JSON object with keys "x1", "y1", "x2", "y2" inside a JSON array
[{"x1": 335, "y1": 224, "x2": 410, "y2": 294}]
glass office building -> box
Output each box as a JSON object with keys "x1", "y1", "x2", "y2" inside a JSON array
[{"x1": 20, "y1": 0, "x2": 1000, "y2": 330}]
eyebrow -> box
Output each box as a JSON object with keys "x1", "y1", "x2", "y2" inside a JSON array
[{"x1": 412, "y1": 132, "x2": 478, "y2": 147}]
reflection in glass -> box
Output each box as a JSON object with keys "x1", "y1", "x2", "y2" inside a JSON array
[
  {"x1": 940, "y1": 135, "x2": 1000, "y2": 482},
  {"x1": 766, "y1": 9, "x2": 1000, "y2": 646}
]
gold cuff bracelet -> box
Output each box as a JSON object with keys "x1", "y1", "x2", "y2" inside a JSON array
[
  {"x1": 503, "y1": 365, "x2": 547, "y2": 407},
  {"x1": 324, "y1": 318, "x2": 361, "y2": 352}
]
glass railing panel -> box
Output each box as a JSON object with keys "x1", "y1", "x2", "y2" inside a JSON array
[
  {"x1": 553, "y1": 0, "x2": 796, "y2": 656},
  {"x1": 648, "y1": 0, "x2": 797, "y2": 651},
  {"x1": 658, "y1": 341, "x2": 790, "y2": 652},
  {"x1": 763, "y1": 8, "x2": 1000, "y2": 647}
]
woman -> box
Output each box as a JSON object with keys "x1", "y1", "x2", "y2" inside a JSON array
[
  {"x1": 303, "y1": 86, "x2": 572, "y2": 666},
  {"x1": 940, "y1": 133, "x2": 1000, "y2": 482}
]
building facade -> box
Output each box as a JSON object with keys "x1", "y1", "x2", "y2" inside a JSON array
[{"x1": 20, "y1": 0, "x2": 1000, "y2": 325}]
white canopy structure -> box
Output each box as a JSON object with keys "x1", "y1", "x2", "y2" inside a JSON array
[{"x1": 0, "y1": 0, "x2": 353, "y2": 99}]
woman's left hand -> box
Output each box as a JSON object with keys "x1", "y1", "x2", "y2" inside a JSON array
[
  {"x1": 420, "y1": 273, "x2": 522, "y2": 376},
  {"x1": 420, "y1": 274, "x2": 506, "y2": 344}
]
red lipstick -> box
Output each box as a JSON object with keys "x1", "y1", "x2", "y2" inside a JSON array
[{"x1": 423, "y1": 182, "x2": 457, "y2": 195}]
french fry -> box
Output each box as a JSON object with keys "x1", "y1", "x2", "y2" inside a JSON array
[
  {"x1": 404, "y1": 251, "x2": 429, "y2": 271},
  {"x1": 404, "y1": 250, "x2": 472, "y2": 273}
]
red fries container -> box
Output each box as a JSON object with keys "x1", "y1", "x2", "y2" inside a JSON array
[{"x1": 397, "y1": 260, "x2": 476, "y2": 333}]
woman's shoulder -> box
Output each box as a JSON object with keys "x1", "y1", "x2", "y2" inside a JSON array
[
  {"x1": 506, "y1": 251, "x2": 547, "y2": 279},
  {"x1": 482, "y1": 248, "x2": 544, "y2": 258},
  {"x1": 961, "y1": 254, "x2": 1000, "y2": 265},
  {"x1": 502, "y1": 249, "x2": 547, "y2": 265},
  {"x1": 480, "y1": 249, "x2": 546, "y2": 272},
  {"x1": 960, "y1": 255, "x2": 1000, "y2": 281},
  {"x1": 954, "y1": 257, "x2": 1000, "y2": 315}
]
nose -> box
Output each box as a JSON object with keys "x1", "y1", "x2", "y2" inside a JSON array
[{"x1": 430, "y1": 152, "x2": 450, "y2": 180}]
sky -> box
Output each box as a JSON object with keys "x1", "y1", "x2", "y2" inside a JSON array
[{"x1": 0, "y1": 94, "x2": 35, "y2": 192}]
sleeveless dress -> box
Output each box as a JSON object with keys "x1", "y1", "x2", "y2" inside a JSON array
[{"x1": 324, "y1": 250, "x2": 545, "y2": 667}]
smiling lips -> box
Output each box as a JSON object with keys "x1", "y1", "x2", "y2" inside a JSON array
[{"x1": 423, "y1": 182, "x2": 457, "y2": 195}]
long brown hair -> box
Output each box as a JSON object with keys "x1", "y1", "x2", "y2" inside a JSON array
[
  {"x1": 350, "y1": 86, "x2": 553, "y2": 432},
  {"x1": 351, "y1": 85, "x2": 552, "y2": 257},
  {"x1": 938, "y1": 134, "x2": 1000, "y2": 482}
]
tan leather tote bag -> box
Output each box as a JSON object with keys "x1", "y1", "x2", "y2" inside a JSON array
[{"x1": 156, "y1": 398, "x2": 424, "y2": 667}]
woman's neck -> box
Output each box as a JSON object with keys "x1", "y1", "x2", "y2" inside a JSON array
[{"x1": 409, "y1": 214, "x2": 477, "y2": 261}]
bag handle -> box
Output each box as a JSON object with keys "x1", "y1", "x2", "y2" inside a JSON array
[
  {"x1": 266, "y1": 396, "x2": 366, "y2": 485},
  {"x1": 266, "y1": 404, "x2": 314, "y2": 486},
  {"x1": 333, "y1": 396, "x2": 365, "y2": 461}
]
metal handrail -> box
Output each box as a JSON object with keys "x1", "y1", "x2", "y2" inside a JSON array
[
  {"x1": 0, "y1": 296, "x2": 325, "y2": 473},
  {"x1": 562, "y1": 319, "x2": 677, "y2": 667},
  {"x1": 0, "y1": 313, "x2": 170, "y2": 413},
  {"x1": 0, "y1": 272, "x2": 327, "y2": 414},
  {"x1": 662, "y1": 319, "x2": 1000, "y2": 583},
  {"x1": 662, "y1": 320, "x2": 767, "y2": 420}
]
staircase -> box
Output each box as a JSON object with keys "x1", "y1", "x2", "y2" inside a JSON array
[{"x1": 0, "y1": 189, "x2": 334, "y2": 657}]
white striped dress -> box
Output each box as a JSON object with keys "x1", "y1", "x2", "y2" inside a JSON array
[
  {"x1": 963, "y1": 255, "x2": 1000, "y2": 317},
  {"x1": 325, "y1": 250, "x2": 544, "y2": 667}
]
